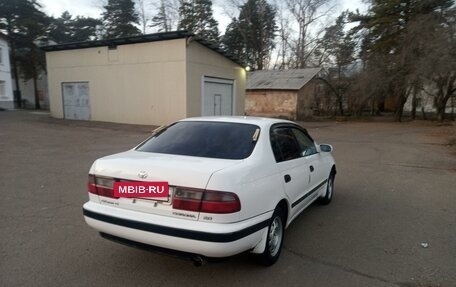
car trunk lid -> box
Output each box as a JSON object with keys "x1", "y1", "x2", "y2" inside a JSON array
[{"x1": 91, "y1": 150, "x2": 241, "y2": 220}]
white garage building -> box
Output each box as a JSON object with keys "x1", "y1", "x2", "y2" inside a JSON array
[
  {"x1": 0, "y1": 32, "x2": 14, "y2": 109},
  {"x1": 43, "y1": 31, "x2": 246, "y2": 125}
]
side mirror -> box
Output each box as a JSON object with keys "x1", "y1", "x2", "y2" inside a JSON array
[{"x1": 320, "y1": 144, "x2": 333, "y2": 152}]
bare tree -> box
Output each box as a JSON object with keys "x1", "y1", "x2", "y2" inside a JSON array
[
  {"x1": 150, "y1": 0, "x2": 179, "y2": 32},
  {"x1": 348, "y1": 53, "x2": 393, "y2": 116},
  {"x1": 151, "y1": 0, "x2": 171, "y2": 32},
  {"x1": 314, "y1": 11, "x2": 356, "y2": 116},
  {"x1": 272, "y1": 3, "x2": 293, "y2": 69},
  {"x1": 285, "y1": 0, "x2": 334, "y2": 68},
  {"x1": 216, "y1": 0, "x2": 246, "y2": 19},
  {"x1": 413, "y1": 11, "x2": 456, "y2": 122},
  {"x1": 136, "y1": 0, "x2": 151, "y2": 33}
]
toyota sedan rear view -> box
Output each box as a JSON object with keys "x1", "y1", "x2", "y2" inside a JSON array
[{"x1": 83, "y1": 116, "x2": 336, "y2": 266}]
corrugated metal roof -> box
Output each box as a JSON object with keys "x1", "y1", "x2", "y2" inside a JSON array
[{"x1": 247, "y1": 68, "x2": 321, "y2": 90}]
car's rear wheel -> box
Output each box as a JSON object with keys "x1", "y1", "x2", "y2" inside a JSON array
[
  {"x1": 258, "y1": 206, "x2": 285, "y2": 266},
  {"x1": 319, "y1": 172, "x2": 335, "y2": 205}
]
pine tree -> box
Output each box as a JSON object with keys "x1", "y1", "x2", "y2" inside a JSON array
[
  {"x1": 222, "y1": 0, "x2": 276, "y2": 70},
  {"x1": 72, "y1": 16, "x2": 103, "y2": 42},
  {"x1": 102, "y1": 0, "x2": 141, "y2": 38},
  {"x1": 193, "y1": 0, "x2": 219, "y2": 42},
  {"x1": 178, "y1": 0, "x2": 219, "y2": 43},
  {"x1": 316, "y1": 11, "x2": 356, "y2": 116},
  {"x1": 48, "y1": 11, "x2": 74, "y2": 44},
  {"x1": 49, "y1": 12, "x2": 102, "y2": 43},
  {"x1": 0, "y1": 0, "x2": 48, "y2": 109},
  {"x1": 222, "y1": 18, "x2": 244, "y2": 61}
]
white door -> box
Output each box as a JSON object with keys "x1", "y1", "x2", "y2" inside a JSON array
[
  {"x1": 290, "y1": 128, "x2": 327, "y2": 194},
  {"x1": 270, "y1": 126, "x2": 312, "y2": 218},
  {"x1": 62, "y1": 82, "x2": 90, "y2": 120},
  {"x1": 202, "y1": 77, "x2": 234, "y2": 116}
]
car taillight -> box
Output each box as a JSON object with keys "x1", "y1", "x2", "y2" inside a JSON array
[
  {"x1": 173, "y1": 188, "x2": 203, "y2": 212},
  {"x1": 88, "y1": 174, "x2": 97, "y2": 194},
  {"x1": 201, "y1": 190, "x2": 241, "y2": 214},
  {"x1": 88, "y1": 174, "x2": 117, "y2": 198},
  {"x1": 173, "y1": 187, "x2": 241, "y2": 214}
]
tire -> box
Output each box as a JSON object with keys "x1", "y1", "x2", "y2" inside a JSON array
[
  {"x1": 258, "y1": 206, "x2": 285, "y2": 266},
  {"x1": 319, "y1": 172, "x2": 335, "y2": 205}
]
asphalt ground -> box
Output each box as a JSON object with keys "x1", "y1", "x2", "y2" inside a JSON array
[{"x1": 1, "y1": 110, "x2": 455, "y2": 287}]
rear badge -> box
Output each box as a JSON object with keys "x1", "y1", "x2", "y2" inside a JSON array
[{"x1": 138, "y1": 171, "x2": 148, "y2": 179}]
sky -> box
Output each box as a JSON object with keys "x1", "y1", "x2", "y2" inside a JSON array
[{"x1": 38, "y1": 0, "x2": 368, "y2": 34}]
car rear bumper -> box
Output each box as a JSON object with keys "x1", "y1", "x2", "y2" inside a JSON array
[{"x1": 83, "y1": 201, "x2": 271, "y2": 257}]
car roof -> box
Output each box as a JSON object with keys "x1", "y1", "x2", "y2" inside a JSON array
[{"x1": 179, "y1": 116, "x2": 296, "y2": 129}]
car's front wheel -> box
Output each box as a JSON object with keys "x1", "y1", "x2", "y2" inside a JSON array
[{"x1": 258, "y1": 206, "x2": 285, "y2": 266}]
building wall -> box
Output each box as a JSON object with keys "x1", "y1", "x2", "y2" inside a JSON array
[
  {"x1": 245, "y1": 89, "x2": 297, "y2": 120},
  {"x1": 0, "y1": 37, "x2": 14, "y2": 109},
  {"x1": 14, "y1": 71, "x2": 49, "y2": 109},
  {"x1": 46, "y1": 39, "x2": 187, "y2": 125},
  {"x1": 186, "y1": 41, "x2": 245, "y2": 117},
  {"x1": 296, "y1": 79, "x2": 318, "y2": 120},
  {"x1": 404, "y1": 89, "x2": 454, "y2": 114}
]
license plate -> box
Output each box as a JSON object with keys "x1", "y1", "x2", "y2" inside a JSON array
[{"x1": 114, "y1": 181, "x2": 169, "y2": 198}]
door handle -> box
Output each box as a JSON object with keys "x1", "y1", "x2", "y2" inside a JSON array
[
  {"x1": 310, "y1": 165, "x2": 314, "y2": 172},
  {"x1": 284, "y1": 174, "x2": 291, "y2": 183}
]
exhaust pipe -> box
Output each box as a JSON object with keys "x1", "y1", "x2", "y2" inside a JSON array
[{"x1": 192, "y1": 256, "x2": 205, "y2": 267}]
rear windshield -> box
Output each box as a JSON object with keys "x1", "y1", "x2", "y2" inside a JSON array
[{"x1": 136, "y1": 121, "x2": 260, "y2": 160}]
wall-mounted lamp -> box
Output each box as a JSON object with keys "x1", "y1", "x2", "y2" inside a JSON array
[{"x1": 245, "y1": 66, "x2": 251, "y2": 72}]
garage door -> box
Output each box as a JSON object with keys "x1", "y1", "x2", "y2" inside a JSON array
[
  {"x1": 62, "y1": 82, "x2": 90, "y2": 120},
  {"x1": 202, "y1": 77, "x2": 234, "y2": 116}
]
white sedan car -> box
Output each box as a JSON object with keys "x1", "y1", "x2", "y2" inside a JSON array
[{"x1": 83, "y1": 116, "x2": 336, "y2": 266}]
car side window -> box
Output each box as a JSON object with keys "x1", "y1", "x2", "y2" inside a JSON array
[
  {"x1": 291, "y1": 128, "x2": 318, "y2": 156},
  {"x1": 270, "y1": 127, "x2": 302, "y2": 162}
]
